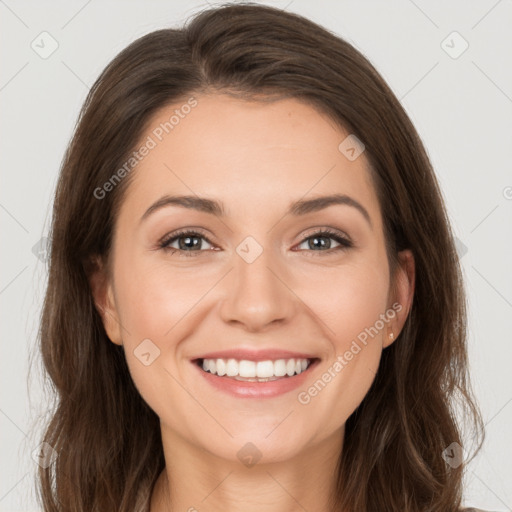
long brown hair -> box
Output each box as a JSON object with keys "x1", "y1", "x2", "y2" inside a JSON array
[{"x1": 34, "y1": 3, "x2": 484, "y2": 510}]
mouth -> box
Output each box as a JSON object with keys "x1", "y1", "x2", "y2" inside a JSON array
[
  {"x1": 190, "y1": 354, "x2": 321, "y2": 398},
  {"x1": 193, "y1": 357, "x2": 320, "y2": 382}
]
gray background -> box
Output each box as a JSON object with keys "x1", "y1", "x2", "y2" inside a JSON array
[{"x1": 1, "y1": 0, "x2": 511, "y2": 510}]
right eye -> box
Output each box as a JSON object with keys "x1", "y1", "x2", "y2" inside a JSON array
[{"x1": 159, "y1": 229, "x2": 215, "y2": 257}]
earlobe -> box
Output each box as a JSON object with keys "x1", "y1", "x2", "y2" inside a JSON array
[
  {"x1": 383, "y1": 326, "x2": 396, "y2": 349},
  {"x1": 384, "y1": 249, "x2": 415, "y2": 348},
  {"x1": 86, "y1": 255, "x2": 123, "y2": 346}
]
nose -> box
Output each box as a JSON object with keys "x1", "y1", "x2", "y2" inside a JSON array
[{"x1": 218, "y1": 245, "x2": 297, "y2": 332}]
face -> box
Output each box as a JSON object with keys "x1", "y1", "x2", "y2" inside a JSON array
[{"x1": 91, "y1": 94, "x2": 414, "y2": 466}]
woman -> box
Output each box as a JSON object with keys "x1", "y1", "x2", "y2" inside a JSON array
[{"x1": 36, "y1": 3, "x2": 488, "y2": 511}]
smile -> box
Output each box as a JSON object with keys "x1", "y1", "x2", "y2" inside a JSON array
[
  {"x1": 192, "y1": 355, "x2": 321, "y2": 398},
  {"x1": 197, "y1": 357, "x2": 313, "y2": 381}
]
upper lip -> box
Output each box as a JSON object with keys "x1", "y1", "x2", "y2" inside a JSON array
[{"x1": 192, "y1": 348, "x2": 319, "y2": 362}]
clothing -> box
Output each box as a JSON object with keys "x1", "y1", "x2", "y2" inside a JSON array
[{"x1": 461, "y1": 508, "x2": 496, "y2": 512}]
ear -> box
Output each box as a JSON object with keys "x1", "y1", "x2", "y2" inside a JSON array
[
  {"x1": 383, "y1": 249, "x2": 415, "y2": 348},
  {"x1": 86, "y1": 255, "x2": 123, "y2": 346}
]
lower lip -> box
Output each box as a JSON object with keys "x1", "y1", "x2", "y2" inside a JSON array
[{"x1": 192, "y1": 359, "x2": 320, "y2": 398}]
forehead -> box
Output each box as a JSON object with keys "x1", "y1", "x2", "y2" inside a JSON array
[{"x1": 118, "y1": 94, "x2": 381, "y2": 228}]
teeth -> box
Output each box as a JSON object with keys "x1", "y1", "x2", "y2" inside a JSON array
[
  {"x1": 199, "y1": 357, "x2": 312, "y2": 379},
  {"x1": 274, "y1": 359, "x2": 287, "y2": 377},
  {"x1": 216, "y1": 358, "x2": 226, "y2": 376},
  {"x1": 239, "y1": 360, "x2": 256, "y2": 378},
  {"x1": 286, "y1": 359, "x2": 295, "y2": 376},
  {"x1": 226, "y1": 359, "x2": 238, "y2": 377},
  {"x1": 256, "y1": 360, "x2": 274, "y2": 378}
]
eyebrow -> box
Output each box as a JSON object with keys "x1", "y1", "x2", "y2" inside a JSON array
[{"x1": 140, "y1": 193, "x2": 372, "y2": 228}]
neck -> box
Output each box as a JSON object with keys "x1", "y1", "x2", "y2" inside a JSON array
[{"x1": 150, "y1": 424, "x2": 344, "y2": 512}]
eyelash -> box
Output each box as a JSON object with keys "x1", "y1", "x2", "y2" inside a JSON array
[{"x1": 158, "y1": 228, "x2": 353, "y2": 257}]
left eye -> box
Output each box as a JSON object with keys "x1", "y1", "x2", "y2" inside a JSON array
[{"x1": 295, "y1": 230, "x2": 352, "y2": 252}]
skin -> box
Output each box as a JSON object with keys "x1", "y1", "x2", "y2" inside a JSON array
[{"x1": 90, "y1": 94, "x2": 415, "y2": 512}]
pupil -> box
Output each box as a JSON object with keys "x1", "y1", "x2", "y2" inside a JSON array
[
  {"x1": 310, "y1": 236, "x2": 329, "y2": 250},
  {"x1": 180, "y1": 236, "x2": 200, "y2": 250}
]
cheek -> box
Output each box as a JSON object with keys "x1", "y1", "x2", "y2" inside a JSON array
[
  {"x1": 312, "y1": 260, "x2": 390, "y2": 419},
  {"x1": 113, "y1": 259, "x2": 198, "y2": 412},
  {"x1": 295, "y1": 266, "x2": 389, "y2": 434},
  {"x1": 304, "y1": 260, "x2": 390, "y2": 346},
  {"x1": 112, "y1": 257, "x2": 221, "y2": 394},
  {"x1": 115, "y1": 258, "x2": 207, "y2": 341}
]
